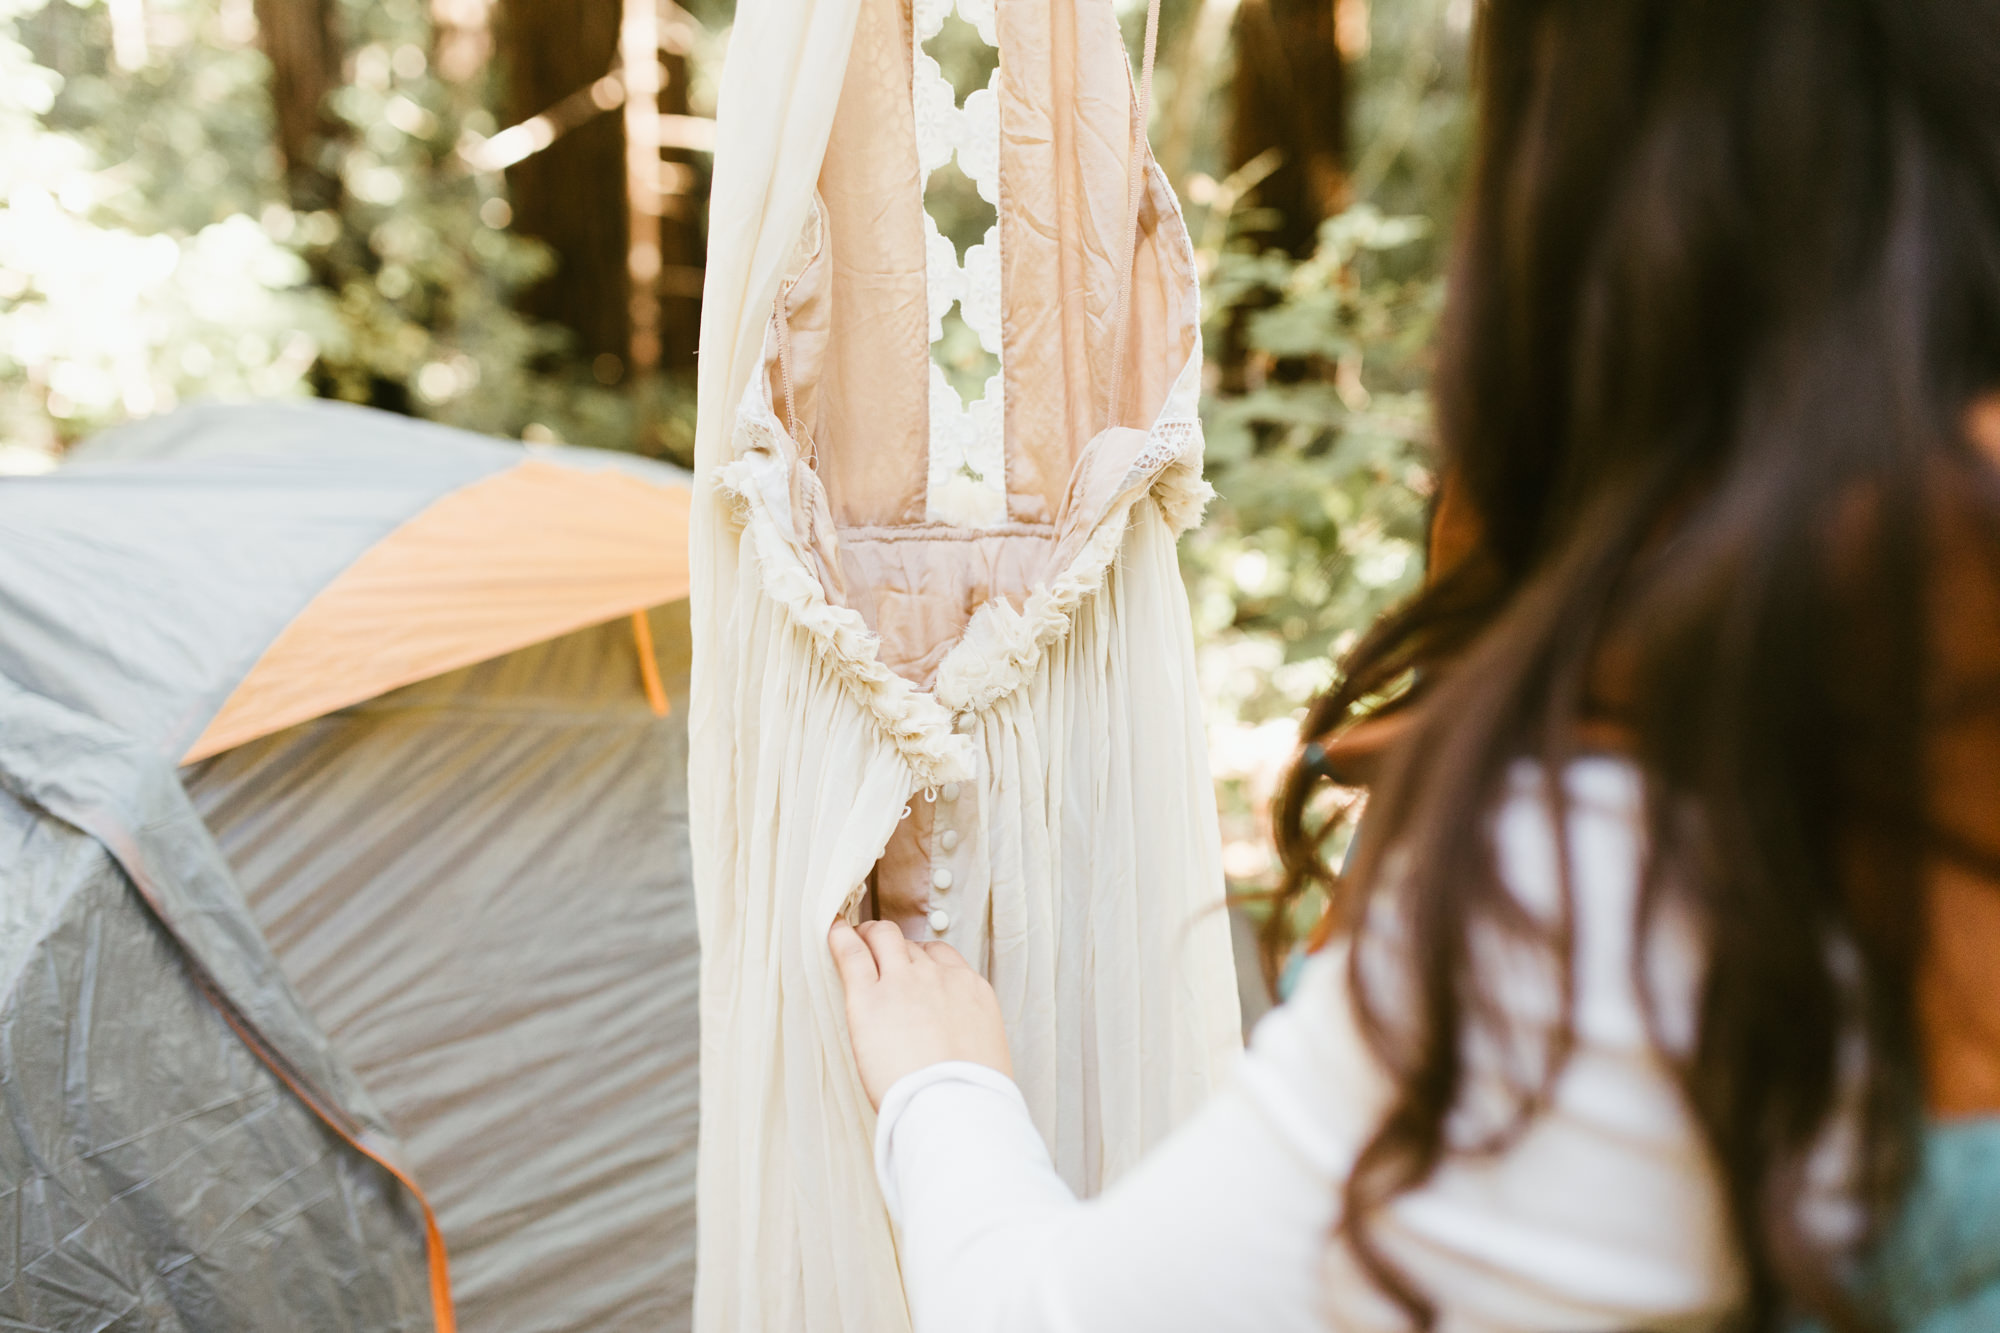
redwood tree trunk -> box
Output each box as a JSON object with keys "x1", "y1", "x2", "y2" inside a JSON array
[
  {"x1": 1228, "y1": 0, "x2": 1347, "y2": 256},
  {"x1": 253, "y1": 0, "x2": 343, "y2": 212},
  {"x1": 495, "y1": 0, "x2": 631, "y2": 366},
  {"x1": 654, "y1": 44, "x2": 702, "y2": 374}
]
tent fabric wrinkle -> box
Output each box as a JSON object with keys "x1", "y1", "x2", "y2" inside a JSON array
[
  {"x1": 0, "y1": 671, "x2": 446, "y2": 1331},
  {"x1": 0, "y1": 404, "x2": 702, "y2": 1332},
  {"x1": 0, "y1": 675, "x2": 400, "y2": 1153},
  {"x1": 186, "y1": 613, "x2": 699, "y2": 1331},
  {"x1": 690, "y1": 0, "x2": 1243, "y2": 1325},
  {"x1": 0, "y1": 804, "x2": 436, "y2": 1333}
]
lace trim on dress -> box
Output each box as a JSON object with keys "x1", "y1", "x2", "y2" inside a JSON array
[
  {"x1": 922, "y1": 214, "x2": 967, "y2": 344},
  {"x1": 925, "y1": 363, "x2": 1008, "y2": 529},
  {"x1": 717, "y1": 447, "x2": 982, "y2": 787},
  {"x1": 915, "y1": 0, "x2": 1005, "y2": 529},
  {"x1": 960, "y1": 224, "x2": 1002, "y2": 352},
  {"x1": 721, "y1": 342, "x2": 1209, "y2": 785},
  {"x1": 930, "y1": 350, "x2": 1211, "y2": 712}
]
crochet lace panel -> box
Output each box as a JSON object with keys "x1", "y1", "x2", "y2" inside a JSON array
[{"x1": 914, "y1": 0, "x2": 1006, "y2": 529}]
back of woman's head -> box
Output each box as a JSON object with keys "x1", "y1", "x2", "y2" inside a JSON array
[{"x1": 1275, "y1": 1, "x2": 2000, "y2": 1327}]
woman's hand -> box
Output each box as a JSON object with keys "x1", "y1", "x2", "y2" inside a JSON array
[{"x1": 829, "y1": 919, "x2": 1013, "y2": 1110}]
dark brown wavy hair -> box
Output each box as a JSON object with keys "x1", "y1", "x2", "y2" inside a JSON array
[{"x1": 1270, "y1": 1, "x2": 2000, "y2": 1328}]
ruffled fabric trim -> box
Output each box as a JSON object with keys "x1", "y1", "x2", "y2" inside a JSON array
[
  {"x1": 721, "y1": 364, "x2": 1206, "y2": 786},
  {"x1": 931, "y1": 389, "x2": 1209, "y2": 714},
  {"x1": 929, "y1": 452, "x2": 1203, "y2": 713},
  {"x1": 718, "y1": 449, "x2": 981, "y2": 787},
  {"x1": 717, "y1": 160, "x2": 1210, "y2": 787}
]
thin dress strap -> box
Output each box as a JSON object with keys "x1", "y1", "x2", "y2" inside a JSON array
[{"x1": 1105, "y1": 0, "x2": 1163, "y2": 429}]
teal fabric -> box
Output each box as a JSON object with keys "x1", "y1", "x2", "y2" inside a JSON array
[
  {"x1": 1798, "y1": 1117, "x2": 2000, "y2": 1332},
  {"x1": 1862, "y1": 1117, "x2": 2000, "y2": 1332}
]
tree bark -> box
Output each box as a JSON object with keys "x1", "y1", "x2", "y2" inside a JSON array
[
  {"x1": 1228, "y1": 0, "x2": 1347, "y2": 256},
  {"x1": 253, "y1": 0, "x2": 344, "y2": 212},
  {"x1": 495, "y1": 0, "x2": 630, "y2": 365},
  {"x1": 654, "y1": 43, "x2": 702, "y2": 373}
]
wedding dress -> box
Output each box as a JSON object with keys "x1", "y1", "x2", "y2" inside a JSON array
[{"x1": 689, "y1": 0, "x2": 1243, "y2": 1321}]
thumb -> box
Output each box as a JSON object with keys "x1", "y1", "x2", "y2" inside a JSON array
[{"x1": 828, "y1": 920, "x2": 880, "y2": 996}]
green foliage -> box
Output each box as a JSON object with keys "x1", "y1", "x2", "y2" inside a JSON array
[
  {"x1": 0, "y1": 0, "x2": 658, "y2": 468},
  {"x1": 1189, "y1": 204, "x2": 1443, "y2": 724},
  {"x1": 1346, "y1": 0, "x2": 1476, "y2": 232},
  {"x1": 1184, "y1": 0, "x2": 1473, "y2": 889},
  {"x1": 302, "y1": 0, "x2": 630, "y2": 445},
  {"x1": 1180, "y1": 0, "x2": 1473, "y2": 736},
  {"x1": 1186, "y1": 201, "x2": 1441, "y2": 895},
  {"x1": 0, "y1": 0, "x2": 325, "y2": 466}
]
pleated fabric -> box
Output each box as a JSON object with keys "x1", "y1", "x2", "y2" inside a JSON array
[{"x1": 690, "y1": 0, "x2": 1243, "y2": 1322}]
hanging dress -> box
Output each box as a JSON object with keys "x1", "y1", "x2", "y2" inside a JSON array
[{"x1": 689, "y1": 0, "x2": 1243, "y2": 1322}]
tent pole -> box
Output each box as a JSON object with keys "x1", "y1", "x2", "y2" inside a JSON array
[{"x1": 631, "y1": 610, "x2": 671, "y2": 716}]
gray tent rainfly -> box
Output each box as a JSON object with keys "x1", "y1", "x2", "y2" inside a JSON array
[{"x1": 0, "y1": 400, "x2": 699, "y2": 1332}]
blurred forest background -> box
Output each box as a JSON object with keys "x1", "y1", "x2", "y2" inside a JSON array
[{"x1": 0, "y1": 0, "x2": 1472, "y2": 891}]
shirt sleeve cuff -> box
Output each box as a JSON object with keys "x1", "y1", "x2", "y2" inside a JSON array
[{"x1": 874, "y1": 1061, "x2": 1032, "y2": 1215}]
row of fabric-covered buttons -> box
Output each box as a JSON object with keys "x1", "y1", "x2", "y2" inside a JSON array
[{"x1": 927, "y1": 713, "x2": 975, "y2": 933}]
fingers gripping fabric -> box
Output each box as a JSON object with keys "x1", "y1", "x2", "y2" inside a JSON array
[{"x1": 691, "y1": 0, "x2": 1243, "y2": 1326}]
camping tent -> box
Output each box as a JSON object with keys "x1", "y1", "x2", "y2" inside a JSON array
[{"x1": 0, "y1": 400, "x2": 698, "y2": 1332}]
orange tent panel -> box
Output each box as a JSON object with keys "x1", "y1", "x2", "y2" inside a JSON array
[{"x1": 183, "y1": 460, "x2": 691, "y2": 765}]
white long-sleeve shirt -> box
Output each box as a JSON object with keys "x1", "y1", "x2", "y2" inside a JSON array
[{"x1": 873, "y1": 760, "x2": 1747, "y2": 1332}]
